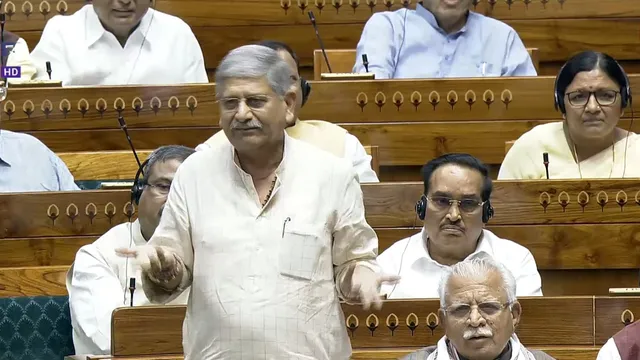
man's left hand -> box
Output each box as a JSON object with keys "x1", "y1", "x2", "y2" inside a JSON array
[{"x1": 350, "y1": 265, "x2": 400, "y2": 311}]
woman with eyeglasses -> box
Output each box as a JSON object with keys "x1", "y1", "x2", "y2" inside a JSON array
[{"x1": 498, "y1": 51, "x2": 639, "y2": 179}]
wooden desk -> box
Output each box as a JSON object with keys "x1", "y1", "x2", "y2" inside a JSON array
[
  {"x1": 105, "y1": 297, "x2": 635, "y2": 359},
  {"x1": 1, "y1": 179, "x2": 640, "y2": 295},
  {"x1": 3, "y1": 78, "x2": 640, "y2": 173}
]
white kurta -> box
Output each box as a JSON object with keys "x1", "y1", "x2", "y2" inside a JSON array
[
  {"x1": 377, "y1": 229, "x2": 543, "y2": 299},
  {"x1": 30, "y1": 5, "x2": 208, "y2": 85},
  {"x1": 143, "y1": 134, "x2": 379, "y2": 359},
  {"x1": 66, "y1": 220, "x2": 189, "y2": 355},
  {"x1": 597, "y1": 339, "x2": 621, "y2": 360}
]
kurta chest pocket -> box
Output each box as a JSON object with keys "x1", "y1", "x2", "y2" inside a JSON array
[{"x1": 279, "y1": 223, "x2": 327, "y2": 281}]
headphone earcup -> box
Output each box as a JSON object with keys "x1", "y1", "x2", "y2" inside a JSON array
[
  {"x1": 482, "y1": 201, "x2": 494, "y2": 223},
  {"x1": 415, "y1": 195, "x2": 426, "y2": 221},
  {"x1": 301, "y1": 78, "x2": 311, "y2": 106},
  {"x1": 131, "y1": 183, "x2": 144, "y2": 205}
]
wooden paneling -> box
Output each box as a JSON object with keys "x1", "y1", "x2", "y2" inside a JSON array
[
  {"x1": 0, "y1": 236, "x2": 95, "y2": 267},
  {"x1": 110, "y1": 298, "x2": 596, "y2": 357},
  {"x1": 595, "y1": 297, "x2": 640, "y2": 344},
  {"x1": 0, "y1": 265, "x2": 67, "y2": 297},
  {"x1": 540, "y1": 270, "x2": 639, "y2": 296},
  {"x1": 2, "y1": 78, "x2": 640, "y2": 166},
  {"x1": 363, "y1": 180, "x2": 640, "y2": 228},
  {"x1": 0, "y1": 190, "x2": 132, "y2": 239},
  {"x1": 112, "y1": 306, "x2": 186, "y2": 357},
  {"x1": 58, "y1": 150, "x2": 152, "y2": 181}
]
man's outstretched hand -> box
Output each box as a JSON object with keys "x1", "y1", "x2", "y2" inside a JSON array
[
  {"x1": 116, "y1": 245, "x2": 182, "y2": 291},
  {"x1": 350, "y1": 265, "x2": 400, "y2": 311}
]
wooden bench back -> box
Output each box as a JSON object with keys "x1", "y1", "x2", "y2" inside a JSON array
[
  {"x1": 313, "y1": 48, "x2": 541, "y2": 80},
  {"x1": 109, "y1": 297, "x2": 640, "y2": 357}
]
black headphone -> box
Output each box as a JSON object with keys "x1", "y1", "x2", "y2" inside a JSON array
[
  {"x1": 301, "y1": 77, "x2": 311, "y2": 106},
  {"x1": 554, "y1": 58, "x2": 632, "y2": 114},
  {"x1": 131, "y1": 158, "x2": 150, "y2": 205},
  {"x1": 415, "y1": 194, "x2": 494, "y2": 223}
]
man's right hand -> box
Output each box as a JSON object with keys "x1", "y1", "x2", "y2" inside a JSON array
[{"x1": 116, "y1": 245, "x2": 183, "y2": 291}]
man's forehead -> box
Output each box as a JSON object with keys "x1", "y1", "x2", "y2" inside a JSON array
[
  {"x1": 147, "y1": 159, "x2": 182, "y2": 181},
  {"x1": 221, "y1": 77, "x2": 272, "y2": 97},
  {"x1": 446, "y1": 271, "x2": 506, "y2": 302},
  {"x1": 429, "y1": 164, "x2": 483, "y2": 195}
]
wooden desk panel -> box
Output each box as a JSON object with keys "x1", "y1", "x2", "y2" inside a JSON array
[
  {"x1": 595, "y1": 297, "x2": 640, "y2": 345},
  {"x1": 110, "y1": 298, "x2": 595, "y2": 357}
]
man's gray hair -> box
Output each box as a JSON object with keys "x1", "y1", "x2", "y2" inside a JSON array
[
  {"x1": 214, "y1": 45, "x2": 294, "y2": 98},
  {"x1": 142, "y1": 145, "x2": 195, "y2": 182},
  {"x1": 438, "y1": 257, "x2": 517, "y2": 308}
]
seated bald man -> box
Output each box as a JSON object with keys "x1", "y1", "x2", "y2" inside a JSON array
[
  {"x1": 66, "y1": 145, "x2": 194, "y2": 355},
  {"x1": 402, "y1": 258, "x2": 555, "y2": 360}
]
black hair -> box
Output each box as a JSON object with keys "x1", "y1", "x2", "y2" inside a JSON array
[
  {"x1": 255, "y1": 40, "x2": 300, "y2": 71},
  {"x1": 142, "y1": 145, "x2": 195, "y2": 183},
  {"x1": 555, "y1": 51, "x2": 629, "y2": 112},
  {"x1": 420, "y1": 153, "x2": 492, "y2": 202}
]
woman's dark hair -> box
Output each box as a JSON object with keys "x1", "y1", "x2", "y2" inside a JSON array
[
  {"x1": 420, "y1": 153, "x2": 492, "y2": 202},
  {"x1": 555, "y1": 51, "x2": 630, "y2": 113}
]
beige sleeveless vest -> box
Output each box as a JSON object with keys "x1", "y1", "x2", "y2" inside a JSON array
[{"x1": 203, "y1": 120, "x2": 347, "y2": 157}]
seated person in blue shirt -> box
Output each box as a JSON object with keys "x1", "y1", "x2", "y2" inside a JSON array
[
  {"x1": 0, "y1": 130, "x2": 80, "y2": 192},
  {"x1": 352, "y1": 0, "x2": 537, "y2": 78}
]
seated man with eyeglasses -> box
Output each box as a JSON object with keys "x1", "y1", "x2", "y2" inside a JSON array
[
  {"x1": 65, "y1": 145, "x2": 195, "y2": 356},
  {"x1": 401, "y1": 258, "x2": 554, "y2": 360},
  {"x1": 499, "y1": 51, "x2": 639, "y2": 179},
  {"x1": 377, "y1": 153, "x2": 542, "y2": 299}
]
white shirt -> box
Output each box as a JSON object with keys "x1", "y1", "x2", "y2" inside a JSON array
[
  {"x1": 6, "y1": 38, "x2": 37, "y2": 82},
  {"x1": 378, "y1": 229, "x2": 543, "y2": 299},
  {"x1": 66, "y1": 220, "x2": 189, "y2": 355},
  {"x1": 30, "y1": 5, "x2": 208, "y2": 85},
  {"x1": 143, "y1": 134, "x2": 379, "y2": 359},
  {"x1": 342, "y1": 133, "x2": 379, "y2": 183},
  {"x1": 597, "y1": 339, "x2": 621, "y2": 360}
]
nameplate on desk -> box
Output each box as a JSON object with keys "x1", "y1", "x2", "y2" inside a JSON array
[
  {"x1": 609, "y1": 287, "x2": 640, "y2": 295},
  {"x1": 320, "y1": 73, "x2": 375, "y2": 80},
  {"x1": 8, "y1": 80, "x2": 63, "y2": 88}
]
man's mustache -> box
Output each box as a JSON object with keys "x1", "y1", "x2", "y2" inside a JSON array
[
  {"x1": 463, "y1": 327, "x2": 493, "y2": 340},
  {"x1": 231, "y1": 120, "x2": 262, "y2": 130}
]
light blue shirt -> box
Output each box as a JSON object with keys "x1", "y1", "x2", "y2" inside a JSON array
[
  {"x1": 353, "y1": 4, "x2": 537, "y2": 79},
  {"x1": 0, "y1": 130, "x2": 80, "y2": 192}
]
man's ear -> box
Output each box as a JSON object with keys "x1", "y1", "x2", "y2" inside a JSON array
[
  {"x1": 510, "y1": 301, "x2": 522, "y2": 328},
  {"x1": 284, "y1": 90, "x2": 297, "y2": 126},
  {"x1": 438, "y1": 308, "x2": 447, "y2": 328}
]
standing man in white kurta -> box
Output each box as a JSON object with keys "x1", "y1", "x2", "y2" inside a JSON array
[
  {"x1": 116, "y1": 45, "x2": 397, "y2": 359},
  {"x1": 29, "y1": 0, "x2": 208, "y2": 85}
]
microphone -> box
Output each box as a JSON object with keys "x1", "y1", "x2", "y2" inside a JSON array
[
  {"x1": 45, "y1": 61, "x2": 52, "y2": 80},
  {"x1": 308, "y1": 11, "x2": 332, "y2": 73},
  {"x1": 362, "y1": 54, "x2": 369, "y2": 73},
  {"x1": 118, "y1": 116, "x2": 143, "y2": 171},
  {"x1": 542, "y1": 152, "x2": 550, "y2": 179},
  {"x1": 129, "y1": 277, "x2": 136, "y2": 307}
]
